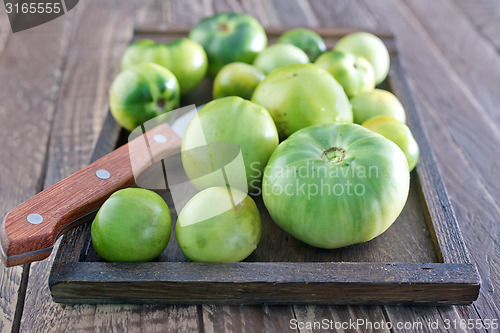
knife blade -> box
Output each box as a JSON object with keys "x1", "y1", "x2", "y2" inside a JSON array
[{"x1": 0, "y1": 104, "x2": 201, "y2": 267}]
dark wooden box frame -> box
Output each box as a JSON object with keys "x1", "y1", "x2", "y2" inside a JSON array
[{"x1": 48, "y1": 28, "x2": 480, "y2": 305}]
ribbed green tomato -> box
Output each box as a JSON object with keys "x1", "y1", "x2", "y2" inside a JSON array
[
  {"x1": 253, "y1": 44, "x2": 309, "y2": 75},
  {"x1": 262, "y1": 123, "x2": 409, "y2": 249},
  {"x1": 175, "y1": 187, "x2": 262, "y2": 262},
  {"x1": 189, "y1": 12, "x2": 267, "y2": 77},
  {"x1": 109, "y1": 63, "x2": 180, "y2": 131},
  {"x1": 350, "y1": 89, "x2": 406, "y2": 124},
  {"x1": 120, "y1": 38, "x2": 207, "y2": 95},
  {"x1": 362, "y1": 116, "x2": 419, "y2": 171},
  {"x1": 91, "y1": 188, "x2": 172, "y2": 262},
  {"x1": 277, "y1": 28, "x2": 326, "y2": 61},
  {"x1": 213, "y1": 62, "x2": 265, "y2": 100},
  {"x1": 251, "y1": 63, "x2": 352, "y2": 139},
  {"x1": 182, "y1": 97, "x2": 279, "y2": 194}
]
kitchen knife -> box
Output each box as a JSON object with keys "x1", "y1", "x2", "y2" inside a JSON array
[{"x1": 0, "y1": 105, "x2": 199, "y2": 267}]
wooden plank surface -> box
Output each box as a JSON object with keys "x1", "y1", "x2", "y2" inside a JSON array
[
  {"x1": 361, "y1": 0, "x2": 499, "y2": 327},
  {"x1": 455, "y1": 0, "x2": 500, "y2": 53},
  {"x1": 404, "y1": 0, "x2": 500, "y2": 130},
  {"x1": 400, "y1": 0, "x2": 500, "y2": 201},
  {"x1": 0, "y1": 9, "x2": 74, "y2": 333},
  {"x1": 0, "y1": 0, "x2": 497, "y2": 332}
]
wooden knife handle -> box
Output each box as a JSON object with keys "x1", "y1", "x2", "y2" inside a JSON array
[{"x1": 0, "y1": 123, "x2": 181, "y2": 267}]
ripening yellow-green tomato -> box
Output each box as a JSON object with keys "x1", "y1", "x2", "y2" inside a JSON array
[
  {"x1": 350, "y1": 89, "x2": 406, "y2": 125},
  {"x1": 362, "y1": 115, "x2": 419, "y2": 171},
  {"x1": 334, "y1": 32, "x2": 390, "y2": 84},
  {"x1": 213, "y1": 62, "x2": 265, "y2": 100},
  {"x1": 315, "y1": 50, "x2": 375, "y2": 97},
  {"x1": 175, "y1": 187, "x2": 262, "y2": 262},
  {"x1": 251, "y1": 64, "x2": 352, "y2": 139},
  {"x1": 253, "y1": 44, "x2": 309, "y2": 75}
]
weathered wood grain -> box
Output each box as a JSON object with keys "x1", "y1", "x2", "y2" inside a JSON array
[
  {"x1": 369, "y1": 0, "x2": 500, "y2": 204},
  {"x1": 202, "y1": 305, "x2": 296, "y2": 333},
  {"x1": 362, "y1": 0, "x2": 499, "y2": 326},
  {"x1": 403, "y1": 0, "x2": 500, "y2": 141},
  {"x1": 0, "y1": 7, "x2": 75, "y2": 333},
  {"x1": 293, "y1": 305, "x2": 390, "y2": 333},
  {"x1": 397, "y1": 79, "x2": 500, "y2": 327},
  {"x1": 49, "y1": 261, "x2": 479, "y2": 304},
  {"x1": 455, "y1": 0, "x2": 500, "y2": 53},
  {"x1": 306, "y1": 0, "x2": 378, "y2": 30}
]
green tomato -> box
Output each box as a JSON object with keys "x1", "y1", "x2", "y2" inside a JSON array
[
  {"x1": 189, "y1": 12, "x2": 267, "y2": 77},
  {"x1": 262, "y1": 123, "x2": 409, "y2": 249},
  {"x1": 362, "y1": 116, "x2": 419, "y2": 171},
  {"x1": 120, "y1": 38, "x2": 208, "y2": 95},
  {"x1": 253, "y1": 44, "x2": 309, "y2": 75},
  {"x1": 213, "y1": 62, "x2": 265, "y2": 100},
  {"x1": 277, "y1": 28, "x2": 326, "y2": 62},
  {"x1": 182, "y1": 97, "x2": 279, "y2": 194},
  {"x1": 334, "y1": 32, "x2": 390, "y2": 85},
  {"x1": 91, "y1": 188, "x2": 172, "y2": 262},
  {"x1": 251, "y1": 63, "x2": 352, "y2": 139},
  {"x1": 109, "y1": 63, "x2": 180, "y2": 131},
  {"x1": 350, "y1": 89, "x2": 406, "y2": 124},
  {"x1": 315, "y1": 50, "x2": 375, "y2": 97},
  {"x1": 175, "y1": 187, "x2": 262, "y2": 262}
]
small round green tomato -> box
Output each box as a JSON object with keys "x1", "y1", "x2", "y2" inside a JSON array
[
  {"x1": 213, "y1": 62, "x2": 265, "y2": 100},
  {"x1": 182, "y1": 97, "x2": 279, "y2": 194},
  {"x1": 109, "y1": 63, "x2": 180, "y2": 131},
  {"x1": 91, "y1": 188, "x2": 172, "y2": 262},
  {"x1": 189, "y1": 12, "x2": 267, "y2": 77},
  {"x1": 350, "y1": 89, "x2": 406, "y2": 125},
  {"x1": 315, "y1": 50, "x2": 375, "y2": 97},
  {"x1": 262, "y1": 123, "x2": 409, "y2": 249},
  {"x1": 120, "y1": 38, "x2": 208, "y2": 95},
  {"x1": 277, "y1": 28, "x2": 326, "y2": 61},
  {"x1": 334, "y1": 32, "x2": 390, "y2": 84},
  {"x1": 175, "y1": 187, "x2": 262, "y2": 262},
  {"x1": 362, "y1": 116, "x2": 419, "y2": 171},
  {"x1": 251, "y1": 63, "x2": 352, "y2": 139},
  {"x1": 253, "y1": 44, "x2": 309, "y2": 75}
]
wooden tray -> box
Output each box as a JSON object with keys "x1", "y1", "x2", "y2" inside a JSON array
[{"x1": 48, "y1": 28, "x2": 480, "y2": 305}]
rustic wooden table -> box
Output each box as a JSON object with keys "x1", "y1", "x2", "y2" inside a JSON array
[{"x1": 0, "y1": 0, "x2": 498, "y2": 332}]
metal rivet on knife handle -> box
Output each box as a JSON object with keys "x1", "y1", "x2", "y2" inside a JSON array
[
  {"x1": 27, "y1": 213, "x2": 43, "y2": 225},
  {"x1": 95, "y1": 169, "x2": 111, "y2": 180}
]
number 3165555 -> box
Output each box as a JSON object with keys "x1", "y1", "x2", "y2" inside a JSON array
[{"x1": 5, "y1": 2, "x2": 62, "y2": 14}]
